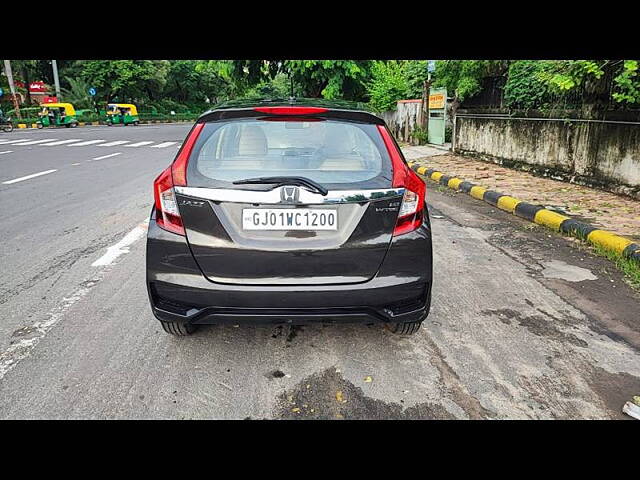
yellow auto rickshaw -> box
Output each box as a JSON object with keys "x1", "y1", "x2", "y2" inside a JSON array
[
  {"x1": 37, "y1": 103, "x2": 79, "y2": 128},
  {"x1": 106, "y1": 103, "x2": 140, "y2": 126}
]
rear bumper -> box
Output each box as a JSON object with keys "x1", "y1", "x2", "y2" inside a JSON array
[{"x1": 146, "y1": 209, "x2": 433, "y2": 326}]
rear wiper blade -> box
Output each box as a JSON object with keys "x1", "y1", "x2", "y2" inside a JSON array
[{"x1": 232, "y1": 176, "x2": 329, "y2": 196}]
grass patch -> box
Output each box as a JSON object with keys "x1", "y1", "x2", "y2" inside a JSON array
[{"x1": 591, "y1": 244, "x2": 640, "y2": 290}]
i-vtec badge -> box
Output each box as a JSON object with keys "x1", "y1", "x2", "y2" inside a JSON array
[
  {"x1": 280, "y1": 186, "x2": 300, "y2": 204},
  {"x1": 179, "y1": 199, "x2": 206, "y2": 207}
]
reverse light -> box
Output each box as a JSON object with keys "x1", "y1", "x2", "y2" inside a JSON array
[
  {"x1": 153, "y1": 122, "x2": 204, "y2": 235},
  {"x1": 377, "y1": 125, "x2": 426, "y2": 236}
]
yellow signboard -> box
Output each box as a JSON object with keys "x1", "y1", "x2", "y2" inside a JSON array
[{"x1": 429, "y1": 93, "x2": 445, "y2": 109}]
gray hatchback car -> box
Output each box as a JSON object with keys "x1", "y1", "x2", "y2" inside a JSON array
[{"x1": 146, "y1": 99, "x2": 433, "y2": 336}]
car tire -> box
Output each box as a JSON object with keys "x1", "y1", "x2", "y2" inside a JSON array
[
  {"x1": 160, "y1": 320, "x2": 197, "y2": 336},
  {"x1": 387, "y1": 321, "x2": 422, "y2": 335}
]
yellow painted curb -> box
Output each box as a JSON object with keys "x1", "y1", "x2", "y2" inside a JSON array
[
  {"x1": 92, "y1": 121, "x2": 99, "y2": 125},
  {"x1": 31, "y1": 123, "x2": 37, "y2": 129},
  {"x1": 534, "y1": 209, "x2": 569, "y2": 231},
  {"x1": 417, "y1": 166, "x2": 428, "y2": 175},
  {"x1": 470, "y1": 186, "x2": 486, "y2": 200},
  {"x1": 448, "y1": 177, "x2": 463, "y2": 190},
  {"x1": 431, "y1": 171, "x2": 443, "y2": 182},
  {"x1": 18, "y1": 123, "x2": 27, "y2": 129},
  {"x1": 587, "y1": 230, "x2": 634, "y2": 255},
  {"x1": 497, "y1": 195, "x2": 521, "y2": 213}
]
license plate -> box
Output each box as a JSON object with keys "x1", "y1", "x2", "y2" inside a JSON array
[{"x1": 242, "y1": 208, "x2": 338, "y2": 231}]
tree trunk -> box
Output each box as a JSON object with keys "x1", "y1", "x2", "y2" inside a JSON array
[{"x1": 23, "y1": 67, "x2": 32, "y2": 106}]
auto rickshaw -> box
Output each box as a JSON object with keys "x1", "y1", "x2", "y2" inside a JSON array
[
  {"x1": 37, "y1": 103, "x2": 79, "y2": 128},
  {"x1": 106, "y1": 103, "x2": 139, "y2": 126}
]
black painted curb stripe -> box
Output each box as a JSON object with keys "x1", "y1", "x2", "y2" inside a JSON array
[
  {"x1": 559, "y1": 219, "x2": 598, "y2": 240},
  {"x1": 514, "y1": 202, "x2": 544, "y2": 222},
  {"x1": 623, "y1": 243, "x2": 640, "y2": 260},
  {"x1": 483, "y1": 190, "x2": 504, "y2": 206},
  {"x1": 459, "y1": 181, "x2": 475, "y2": 193},
  {"x1": 439, "y1": 175, "x2": 451, "y2": 186}
]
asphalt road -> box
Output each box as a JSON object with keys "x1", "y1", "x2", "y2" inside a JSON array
[{"x1": 0, "y1": 124, "x2": 638, "y2": 419}]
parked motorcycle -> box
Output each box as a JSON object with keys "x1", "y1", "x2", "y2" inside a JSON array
[{"x1": 0, "y1": 117, "x2": 13, "y2": 133}]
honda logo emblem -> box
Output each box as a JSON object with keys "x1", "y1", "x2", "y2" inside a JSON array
[{"x1": 280, "y1": 186, "x2": 300, "y2": 204}]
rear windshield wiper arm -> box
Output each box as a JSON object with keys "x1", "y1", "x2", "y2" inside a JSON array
[{"x1": 232, "y1": 176, "x2": 329, "y2": 196}]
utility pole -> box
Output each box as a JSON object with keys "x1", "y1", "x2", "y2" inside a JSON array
[
  {"x1": 51, "y1": 60, "x2": 61, "y2": 100},
  {"x1": 3, "y1": 60, "x2": 21, "y2": 120},
  {"x1": 420, "y1": 72, "x2": 432, "y2": 144}
]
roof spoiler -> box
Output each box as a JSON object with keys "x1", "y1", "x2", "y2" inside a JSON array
[{"x1": 197, "y1": 107, "x2": 385, "y2": 125}]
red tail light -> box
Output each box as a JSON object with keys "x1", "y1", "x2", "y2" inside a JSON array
[
  {"x1": 377, "y1": 125, "x2": 426, "y2": 236},
  {"x1": 254, "y1": 106, "x2": 328, "y2": 115},
  {"x1": 153, "y1": 123, "x2": 204, "y2": 235}
]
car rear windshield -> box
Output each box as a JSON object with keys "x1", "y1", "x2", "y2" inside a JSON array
[{"x1": 187, "y1": 118, "x2": 393, "y2": 189}]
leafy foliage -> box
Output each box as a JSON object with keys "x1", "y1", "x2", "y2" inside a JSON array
[
  {"x1": 612, "y1": 60, "x2": 640, "y2": 105},
  {"x1": 366, "y1": 61, "x2": 410, "y2": 112},
  {"x1": 60, "y1": 76, "x2": 94, "y2": 109},
  {"x1": 405, "y1": 61, "x2": 430, "y2": 98},
  {"x1": 537, "y1": 60, "x2": 605, "y2": 93},
  {"x1": 503, "y1": 60, "x2": 553, "y2": 109},
  {"x1": 433, "y1": 60, "x2": 503, "y2": 102}
]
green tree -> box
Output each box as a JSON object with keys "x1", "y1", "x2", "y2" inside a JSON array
[
  {"x1": 284, "y1": 60, "x2": 373, "y2": 100},
  {"x1": 405, "y1": 60, "x2": 430, "y2": 98},
  {"x1": 503, "y1": 60, "x2": 554, "y2": 109},
  {"x1": 60, "y1": 76, "x2": 94, "y2": 109},
  {"x1": 612, "y1": 60, "x2": 640, "y2": 105},
  {"x1": 73, "y1": 60, "x2": 170, "y2": 103},
  {"x1": 366, "y1": 61, "x2": 410, "y2": 112},
  {"x1": 538, "y1": 60, "x2": 640, "y2": 108}
]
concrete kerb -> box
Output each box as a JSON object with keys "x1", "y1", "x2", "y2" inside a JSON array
[{"x1": 408, "y1": 161, "x2": 640, "y2": 264}]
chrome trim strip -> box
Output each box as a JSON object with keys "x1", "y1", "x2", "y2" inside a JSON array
[{"x1": 175, "y1": 186, "x2": 404, "y2": 205}]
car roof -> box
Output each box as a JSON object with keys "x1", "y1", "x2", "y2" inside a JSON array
[{"x1": 198, "y1": 97, "x2": 383, "y2": 125}]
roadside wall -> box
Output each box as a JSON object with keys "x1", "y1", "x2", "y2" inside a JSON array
[
  {"x1": 453, "y1": 115, "x2": 640, "y2": 199},
  {"x1": 379, "y1": 99, "x2": 455, "y2": 143},
  {"x1": 378, "y1": 100, "x2": 423, "y2": 143}
]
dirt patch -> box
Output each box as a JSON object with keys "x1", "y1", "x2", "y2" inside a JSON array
[
  {"x1": 275, "y1": 368, "x2": 456, "y2": 420},
  {"x1": 586, "y1": 365, "x2": 640, "y2": 420}
]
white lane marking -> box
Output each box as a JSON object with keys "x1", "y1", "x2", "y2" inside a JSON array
[
  {"x1": 0, "y1": 276, "x2": 97, "y2": 380},
  {"x1": 151, "y1": 141, "x2": 177, "y2": 148},
  {"x1": 71, "y1": 163, "x2": 81, "y2": 166},
  {"x1": 0, "y1": 218, "x2": 149, "y2": 380},
  {"x1": 92, "y1": 219, "x2": 150, "y2": 267},
  {"x1": 10, "y1": 138, "x2": 57, "y2": 146},
  {"x1": 124, "y1": 141, "x2": 154, "y2": 147},
  {"x1": 0, "y1": 151, "x2": 13, "y2": 155},
  {"x1": 90, "y1": 152, "x2": 122, "y2": 161},
  {"x1": 0, "y1": 138, "x2": 27, "y2": 144},
  {"x1": 39, "y1": 138, "x2": 82, "y2": 146},
  {"x1": 69, "y1": 139, "x2": 106, "y2": 147},
  {"x1": 2, "y1": 169, "x2": 57, "y2": 184},
  {"x1": 98, "y1": 140, "x2": 131, "y2": 147}
]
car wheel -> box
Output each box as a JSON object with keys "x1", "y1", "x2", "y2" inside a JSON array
[
  {"x1": 160, "y1": 321, "x2": 197, "y2": 336},
  {"x1": 386, "y1": 321, "x2": 422, "y2": 335}
]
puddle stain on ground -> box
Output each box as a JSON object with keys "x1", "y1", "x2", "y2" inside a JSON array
[
  {"x1": 540, "y1": 260, "x2": 598, "y2": 282},
  {"x1": 275, "y1": 368, "x2": 456, "y2": 420},
  {"x1": 482, "y1": 308, "x2": 588, "y2": 348}
]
